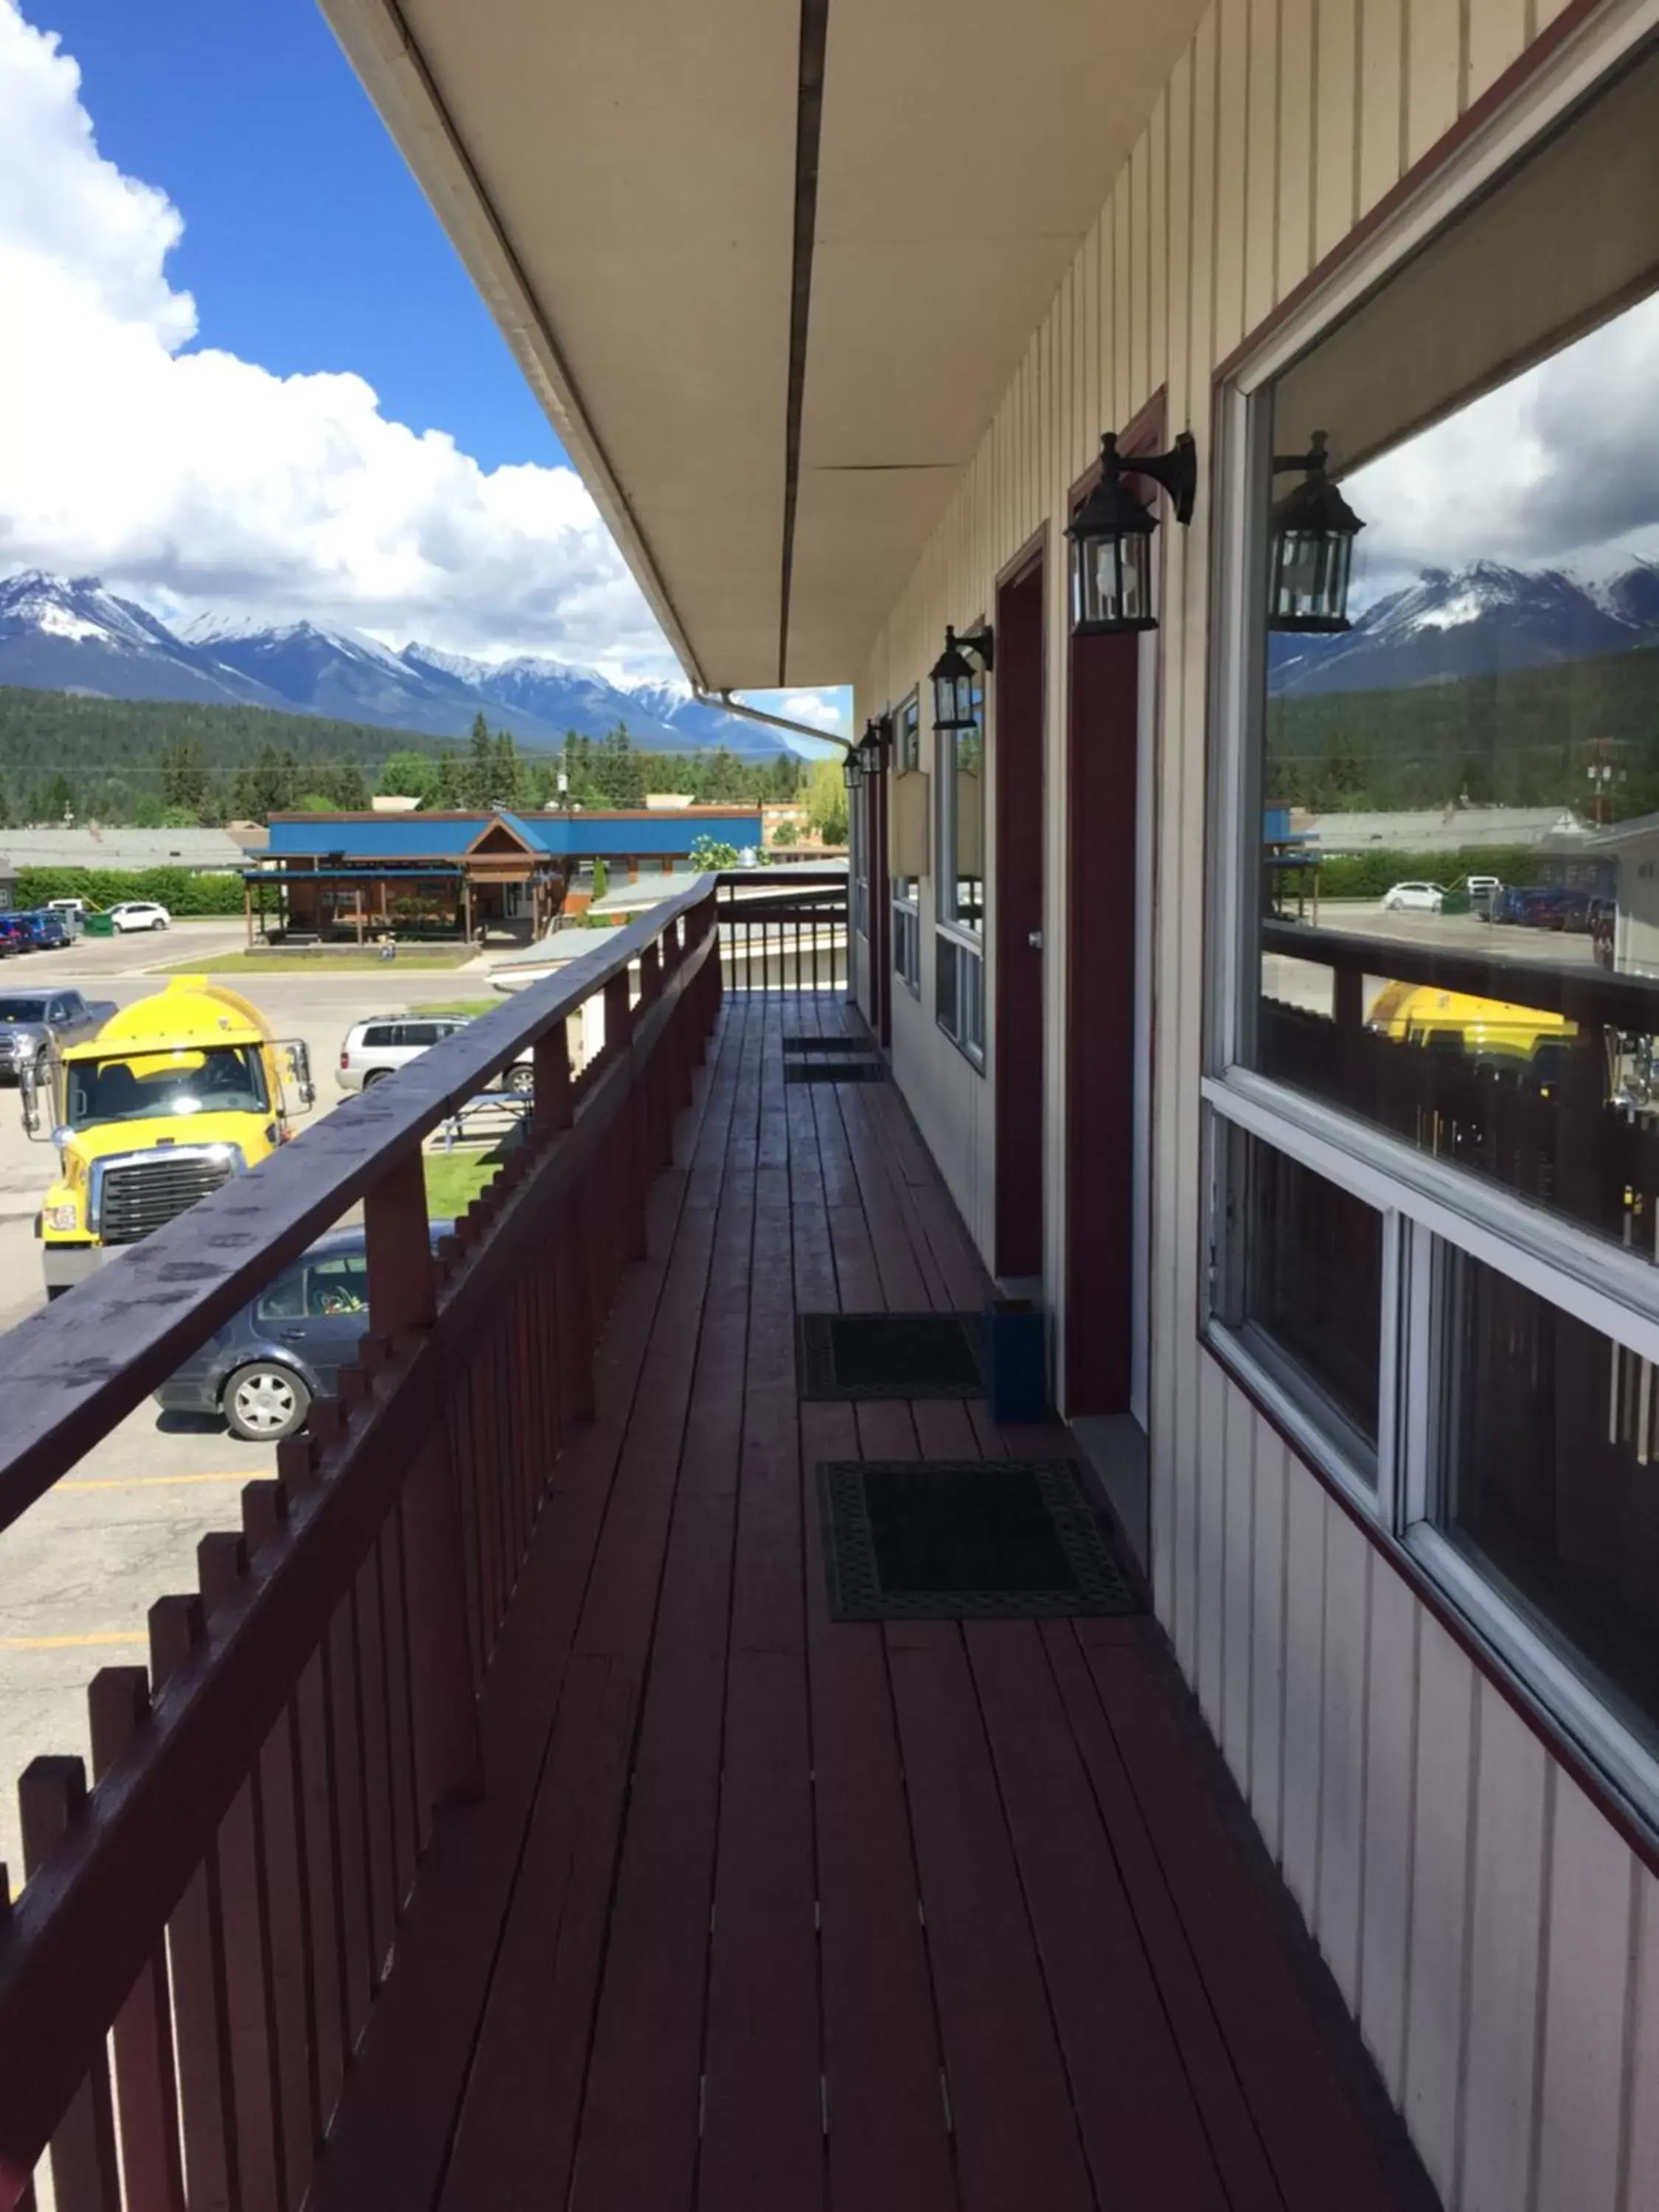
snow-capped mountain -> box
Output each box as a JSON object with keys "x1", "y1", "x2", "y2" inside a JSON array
[
  {"x1": 0, "y1": 571, "x2": 808, "y2": 754},
  {"x1": 0, "y1": 571, "x2": 288, "y2": 709},
  {"x1": 1271, "y1": 559, "x2": 1659, "y2": 696}
]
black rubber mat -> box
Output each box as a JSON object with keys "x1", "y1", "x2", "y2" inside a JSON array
[
  {"x1": 781, "y1": 1034, "x2": 880, "y2": 1055},
  {"x1": 798, "y1": 1311, "x2": 984, "y2": 1399},
  {"x1": 782, "y1": 1060, "x2": 888, "y2": 1084},
  {"x1": 816, "y1": 1459, "x2": 1143, "y2": 1620}
]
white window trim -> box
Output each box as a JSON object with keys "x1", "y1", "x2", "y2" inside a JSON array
[{"x1": 1203, "y1": 0, "x2": 1659, "y2": 1834}]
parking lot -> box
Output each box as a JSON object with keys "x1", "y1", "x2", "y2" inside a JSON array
[
  {"x1": 1263, "y1": 897, "x2": 1607, "y2": 1015},
  {"x1": 0, "y1": 927, "x2": 508, "y2": 1881}
]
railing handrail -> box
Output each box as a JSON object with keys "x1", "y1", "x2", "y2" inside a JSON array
[
  {"x1": 1262, "y1": 917, "x2": 1659, "y2": 1030},
  {"x1": 0, "y1": 877, "x2": 718, "y2": 1535}
]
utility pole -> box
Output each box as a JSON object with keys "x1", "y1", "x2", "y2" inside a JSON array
[{"x1": 1586, "y1": 737, "x2": 1627, "y2": 827}]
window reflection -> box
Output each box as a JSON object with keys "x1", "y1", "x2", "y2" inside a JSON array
[{"x1": 1253, "y1": 267, "x2": 1659, "y2": 1258}]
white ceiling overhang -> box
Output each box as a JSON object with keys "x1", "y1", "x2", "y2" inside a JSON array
[{"x1": 319, "y1": 0, "x2": 1206, "y2": 690}]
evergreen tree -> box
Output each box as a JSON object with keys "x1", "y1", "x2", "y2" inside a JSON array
[
  {"x1": 231, "y1": 745, "x2": 301, "y2": 822},
  {"x1": 161, "y1": 735, "x2": 212, "y2": 820},
  {"x1": 434, "y1": 749, "x2": 466, "y2": 809},
  {"x1": 33, "y1": 771, "x2": 79, "y2": 825}
]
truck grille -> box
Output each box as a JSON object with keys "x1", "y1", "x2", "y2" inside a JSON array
[{"x1": 94, "y1": 1152, "x2": 235, "y2": 1245}]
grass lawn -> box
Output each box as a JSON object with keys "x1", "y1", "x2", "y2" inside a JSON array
[
  {"x1": 409, "y1": 998, "x2": 501, "y2": 1018},
  {"x1": 161, "y1": 947, "x2": 477, "y2": 975},
  {"x1": 422, "y1": 1141, "x2": 511, "y2": 1217}
]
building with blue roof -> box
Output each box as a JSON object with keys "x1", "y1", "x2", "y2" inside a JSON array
[{"x1": 250, "y1": 807, "x2": 764, "y2": 943}]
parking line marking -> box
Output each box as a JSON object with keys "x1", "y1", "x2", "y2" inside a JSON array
[
  {"x1": 56, "y1": 1473, "x2": 254, "y2": 1493},
  {"x1": 0, "y1": 1631, "x2": 149, "y2": 1652}
]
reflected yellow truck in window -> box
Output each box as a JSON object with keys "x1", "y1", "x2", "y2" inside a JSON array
[
  {"x1": 1365, "y1": 981, "x2": 1579, "y2": 1067},
  {"x1": 19, "y1": 978, "x2": 316, "y2": 1297}
]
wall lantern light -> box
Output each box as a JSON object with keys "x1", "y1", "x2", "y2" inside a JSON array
[
  {"x1": 841, "y1": 749, "x2": 863, "y2": 795},
  {"x1": 1066, "y1": 429, "x2": 1197, "y2": 635},
  {"x1": 1268, "y1": 430, "x2": 1364, "y2": 633},
  {"x1": 858, "y1": 718, "x2": 888, "y2": 774},
  {"x1": 929, "y1": 624, "x2": 995, "y2": 731}
]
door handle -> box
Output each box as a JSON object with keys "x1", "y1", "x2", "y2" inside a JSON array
[{"x1": 1028, "y1": 929, "x2": 1044, "y2": 952}]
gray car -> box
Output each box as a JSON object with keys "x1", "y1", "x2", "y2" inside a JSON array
[{"x1": 152, "y1": 1222, "x2": 449, "y2": 1441}]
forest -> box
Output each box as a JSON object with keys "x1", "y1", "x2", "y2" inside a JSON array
[
  {"x1": 1266, "y1": 641, "x2": 1659, "y2": 818},
  {"x1": 0, "y1": 691, "x2": 807, "y2": 827}
]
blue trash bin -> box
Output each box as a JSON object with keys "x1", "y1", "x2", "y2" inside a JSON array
[{"x1": 981, "y1": 1298, "x2": 1048, "y2": 1423}]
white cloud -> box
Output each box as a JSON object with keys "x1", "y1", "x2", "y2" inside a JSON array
[
  {"x1": 754, "y1": 689, "x2": 852, "y2": 737},
  {"x1": 0, "y1": 1, "x2": 686, "y2": 678},
  {"x1": 1343, "y1": 291, "x2": 1659, "y2": 605}
]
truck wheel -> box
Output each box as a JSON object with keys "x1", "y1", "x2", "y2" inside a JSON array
[
  {"x1": 223, "y1": 1362, "x2": 312, "y2": 1442},
  {"x1": 507, "y1": 1063, "x2": 535, "y2": 1097}
]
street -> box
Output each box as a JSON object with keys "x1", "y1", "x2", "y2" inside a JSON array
[{"x1": 0, "y1": 926, "x2": 503, "y2": 1882}]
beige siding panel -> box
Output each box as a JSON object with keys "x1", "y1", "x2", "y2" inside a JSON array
[
  {"x1": 1276, "y1": 0, "x2": 1315, "y2": 296},
  {"x1": 1221, "y1": 1378, "x2": 1256, "y2": 1784},
  {"x1": 1248, "y1": 1422, "x2": 1288, "y2": 1860},
  {"x1": 1466, "y1": 0, "x2": 1527, "y2": 104},
  {"x1": 1403, "y1": 1616, "x2": 1477, "y2": 2201},
  {"x1": 1627, "y1": 1873, "x2": 1659, "y2": 2212},
  {"x1": 1315, "y1": 1509, "x2": 1369, "y2": 2008},
  {"x1": 1197, "y1": 1352, "x2": 1229, "y2": 1730},
  {"x1": 1534, "y1": 1775, "x2": 1638, "y2": 2212},
  {"x1": 1114, "y1": 183, "x2": 1132, "y2": 426},
  {"x1": 1356, "y1": 0, "x2": 1405, "y2": 218},
  {"x1": 1312, "y1": 0, "x2": 1360, "y2": 262},
  {"x1": 1534, "y1": 0, "x2": 1574, "y2": 24},
  {"x1": 1359, "y1": 1557, "x2": 1418, "y2": 2093},
  {"x1": 1130, "y1": 135, "x2": 1150, "y2": 411},
  {"x1": 1405, "y1": 0, "x2": 1461, "y2": 164},
  {"x1": 1279, "y1": 1465, "x2": 1327, "y2": 1916},
  {"x1": 1244, "y1": 0, "x2": 1280, "y2": 335},
  {"x1": 1214, "y1": 0, "x2": 1250, "y2": 361},
  {"x1": 1149, "y1": 93, "x2": 1169, "y2": 399},
  {"x1": 1457, "y1": 1684, "x2": 1548, "y2": 2212}
]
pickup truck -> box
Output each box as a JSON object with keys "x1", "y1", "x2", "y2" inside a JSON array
[{"x1": 0, "y1": 990, "x2": 117, "y2": 1086}]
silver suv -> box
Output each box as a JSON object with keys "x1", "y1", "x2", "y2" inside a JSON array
[{"x1": 336, "y1": 1012, "x2": 535, "y2": 1096}]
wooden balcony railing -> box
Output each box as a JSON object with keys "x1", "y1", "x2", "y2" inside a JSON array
[
  {"x1": 714, "y1": 868, "x2": 847, "y2": 994},
  {"x1": 0, "y1": 880, "x2": 726, "y2": 2211}
]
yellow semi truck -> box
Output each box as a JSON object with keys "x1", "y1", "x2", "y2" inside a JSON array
[{"x1": 21, "y1": 978, "x2": 315, "y2": 1296}]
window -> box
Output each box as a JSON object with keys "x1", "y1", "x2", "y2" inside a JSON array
[
  {"x1": 306, "y1": 1254, "x2": 370, "y2": 1317},
  {"x1": 892, "y1": 695, "x2": 922, "y2": 995},
  {"x1": 257, "y1": 1267, "x2": 306, "y2": 1321},
  {"x1": 1206, "y1": 27, "x2": 1659, "y2": 1816},
  {"x1": 1215, "y1": 1133, "x2": 1383, "y2": 1477},
  {"x1": 936, "y1": 652, "x2": 985, "y2": 1062}
]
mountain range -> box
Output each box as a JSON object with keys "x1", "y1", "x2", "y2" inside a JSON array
[
  {"x1": 1270, "y1": 557, "x2": 1659, "y2": 696},
  {"x1": 0, "y1": 571, "x2": 811, "y2": 757}
]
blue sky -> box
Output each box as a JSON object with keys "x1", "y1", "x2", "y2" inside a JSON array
[
  {"x1": 29, "y1": 0, "x2": 564, "y2": 474},
  {"x1": 0, "y1": 0, "x2": 851, "y2": 731}
]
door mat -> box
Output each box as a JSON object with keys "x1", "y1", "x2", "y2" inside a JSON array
[
  {"x1": 782, "y1": 1060, "x2": 888, "y2": 1084},
  {"x1": 782, "y1": 1034, "x2": 880, "y2": 1055},
  {"x1": 798, "y1": 1312, "x2": 985, "y2": 1399},
  {"x1": 816, "y1": 1459, "x2": 1143, "y2": 1620}
]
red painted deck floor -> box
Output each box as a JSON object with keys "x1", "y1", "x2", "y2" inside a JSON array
[{"x1": 314, "y1": 995, "x2": 1438, "y2": 2212}]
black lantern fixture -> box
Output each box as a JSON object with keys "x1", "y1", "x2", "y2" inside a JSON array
[
  {"x1": 857, "y1": 717, "x2": 886, "y2": 774},
  {"x1": 929, "y1": 623, "x2": 994, "y2": 731},
  {"x1": 1268, "y1": 431, "x2": 1364, "y2": 633},
  {"x1": 1066, "y1": 429, "x2": 1197, "y2": 635},
  {"x1": 841, "y1": 748, "x2": 863, "y2": 795}
]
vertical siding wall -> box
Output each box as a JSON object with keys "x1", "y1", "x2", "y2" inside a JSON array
[{"x1": 855, "y1": 2, "x2": 1659, "y2": 2205}]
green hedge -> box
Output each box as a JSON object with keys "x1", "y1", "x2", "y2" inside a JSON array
[
  {"x1": 1313, "y1": 844, "x2": 1543, "y2": 901},
  {"x1": 12, "y1": 866, "x2": 245, "y2": 915}
]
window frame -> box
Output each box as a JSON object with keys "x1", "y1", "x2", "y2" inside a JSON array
[
  {"x1": 933, "y1": 644, "x2": 987, "y2": 1067},
  {"x1": 1203, "y1": 0, "x2": 1659, "y2": 1832}
]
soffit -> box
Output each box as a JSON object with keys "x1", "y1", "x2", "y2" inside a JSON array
[{"x1": 321, "y1": 0, "x2": 1207, "y2": 690}]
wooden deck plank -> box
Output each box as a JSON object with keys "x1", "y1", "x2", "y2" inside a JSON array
[
  {"x1": 967, "y1": 1621, "x2": 1231, "y2": 2211},
  {"x1": 307, "y1": 1020, "x2": 736, "y2": 2212},
  {"x1": 886, "y1": 1617, "x2": 1096, "y2": 2212},
  {"x1": 1078, "y1": 1623, "x2": 1420, "y2": 2212}
]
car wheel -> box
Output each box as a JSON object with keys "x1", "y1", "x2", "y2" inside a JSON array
[
  {"x1": 362, "y1": 1068, "x2": 392, "y2": 1088},
  {"x1": 507, "y1": 1063, "x2": 535, "y2": 1097},
  {"x1": 223, "y1": 1362, "x2": 312, "y2": 1442},
  {"x1": 152, "y1": 918, "x2": 167, "y2": 931}
]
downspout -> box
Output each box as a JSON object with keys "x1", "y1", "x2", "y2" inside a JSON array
[{"x1": 692, "y1": 688, "x2": 852, "y2": 753}]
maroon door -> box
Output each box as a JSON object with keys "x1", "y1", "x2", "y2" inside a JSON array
[
  {"x1": 1064, "y1": 625, "x2": 1140, "y2": 1413},
  {"x1": 994, "y1": 553, "x2": 1046, "y2": 1278}
]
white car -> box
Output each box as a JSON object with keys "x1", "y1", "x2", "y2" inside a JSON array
[
  {"x1": 1381, "y1": 881, "x2": 1444, "y2": 914},
  {"x1": 108, "y1": 901, "x2": 171, "y2": 933}
]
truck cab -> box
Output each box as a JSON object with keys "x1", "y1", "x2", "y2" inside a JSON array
[{"x1": 21, "y1": 978, "x2": 315, "y2": 1295}]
